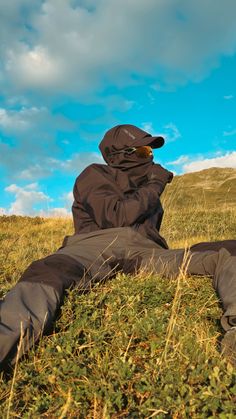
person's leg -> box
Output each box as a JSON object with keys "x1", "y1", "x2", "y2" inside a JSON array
[
  {"x1": 190, "y1": 240, "x2": 236, "y2": 256},
  {"x1": 2, "y1": 227, "x2": 235, "y2": 368},
  {"x1": 0, "y1": 253, "x2": 87, "y2": 369},
  {"x1": 185, "y1": 249, "x2": 236, "y2": 330},
  {"x1": 187, "y1": 249, "x2": 236, "y2": 365},
  {"x1": 0, "y1": 227, "x2": 131, "y2": 369},
  {"x1": 133, "y1": 240, "x2": 236, "y2": 365},
  {"x1": 136, "y1": 245, "x2": 236, "y2": 329},
  {"x1": 60, "y1": 230, "x2": 236, "y2": 365}
]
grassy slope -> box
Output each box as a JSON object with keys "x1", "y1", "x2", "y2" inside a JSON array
[
  {"x1": 0, "y1": 168, "x2": 236, "y2": 418},
  {"x1": 163, "y1": 167, "x2": 236, "y2": 209}
]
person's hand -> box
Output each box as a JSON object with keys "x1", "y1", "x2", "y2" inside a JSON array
[{"x1": 148, "y1": 164, "x2": 173, "y2": 185}]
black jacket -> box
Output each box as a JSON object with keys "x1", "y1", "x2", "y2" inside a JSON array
[{"x1": 72, "y1": 125, "x2": 173, "y2": 249}]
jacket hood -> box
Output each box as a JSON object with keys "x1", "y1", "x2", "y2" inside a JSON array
[{"x1": 99, "y1": 124, "x2": 164, "y2": 169}]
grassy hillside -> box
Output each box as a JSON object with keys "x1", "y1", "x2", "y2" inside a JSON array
[
  {"x1": 161, "y1": 167, "x2": 236, "y2": 248},
  {"x1": 0, "y1": 168, "x2": 236, "y2": 418},
  {"x1": 163, "y1": 167, "x2": 236, "y2": 209}
]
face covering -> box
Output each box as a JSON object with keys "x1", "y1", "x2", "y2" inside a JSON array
[{"x1": 99, "y1": 127, "x2": 155, "y2": 191}]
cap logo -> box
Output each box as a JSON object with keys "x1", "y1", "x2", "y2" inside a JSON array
[{"x1": 122, "y1": 128, "x2": 136, "y2": 140}]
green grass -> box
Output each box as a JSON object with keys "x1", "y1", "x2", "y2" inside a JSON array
[{"x1": 0, "y1": 168, "x2": 236, "y2": 418}]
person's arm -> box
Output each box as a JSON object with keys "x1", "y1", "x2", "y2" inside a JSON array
[
  {"x1": 147, "y1": 163, "x2": 173, "y2": 194},
  {"x1": 73, "y1": 165, "x2": 173, "y2": 229}
]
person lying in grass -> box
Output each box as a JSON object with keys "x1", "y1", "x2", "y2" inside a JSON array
[{"x1": 0, "y1": 124, "x2": 236, "y2": 371}]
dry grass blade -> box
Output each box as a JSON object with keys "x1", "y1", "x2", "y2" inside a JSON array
[
  {"x1": 157, "y1": 249, "x2": 192, "y2": 367},
  {"x1": 58, "y1": 388, "x2": 72, "y2": 419},
  {"x1": 6, "y1": 322, "x2": 24, "y2": 419}
]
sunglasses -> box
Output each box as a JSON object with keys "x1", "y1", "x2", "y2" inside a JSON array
[{"x1": 107, "y1": 146, "x2": 153, "y2": 158}]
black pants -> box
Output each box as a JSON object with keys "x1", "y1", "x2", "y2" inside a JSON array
[{"x1": 1, "y1": 227, "x2": 236, "y2": 367}]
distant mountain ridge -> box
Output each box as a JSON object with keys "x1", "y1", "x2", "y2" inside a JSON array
[{"x1": 163, "y1": 167, "x2": 236, "y2": 209}]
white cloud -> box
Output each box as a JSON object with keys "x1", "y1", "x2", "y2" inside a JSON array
[
  {"x1": 61, "y1": 191, "x2": 74, "y2": 209},
  {"x1": 1, "y1": 0, "x2": 236, "y2": 95},
  {"x1": 18, "y1": 164, "x2": 52, "y2": 180},
  {"x1": 55, "y1": 152, "x2": 104, "y2": 173},
  {"x1": 100, "y1": 95, "x2": 135, "y2": 112},
  {"x1": 0, "y1": 106, "x2": 46, "y2": 132},
  {"x1": 6, "y1": 45, "x2": 63, "y2": 89},
  {"x1": 147, "y1": 92, "x2": 155, "y2": 104},
  {"x1": 168, "y1": 155, "x2": 189, "y2": 165},
  {"x1": 141, "y1": 122, "x2": 155, "y2": 134},
  {"x1": 141, "y1": 121, "x2": 181, "y2": 144},
  {"x1": 5, "y1": 182, "x2": 52, "y2": 215},
  {"x1": 53, "y1": 190, "x2": 74, "y2": 217},
  {"x1": 0, "y1": 105, "x2": 74, "y2": 179},
  {"x1": 162, "y1": 123, "x2": 181, "y2": 143},
  {"x1": 183, "y1": 151, "x2": 236, "y2": 173},
  {"x1": 223, "y1": 128, "x2": 236, "y2": 137},
  {"x1": 14, "y1": 151, "x2": 103, "y2": 182},
  {"x1": 61, "y1": 139, "x2": 70, "y2": 145},
  {"x1": 39, "y1": 207, "x2": 71, "y2": 218},
  {"x1": 224, "y1": 94, "x2": 234, "y2": 100},
  {"x1": 0, "y1": 106, "x2": 72, "y2": 134},
  {"x1": 4, "y1": 182, "x2": 73, "y2": 217}
]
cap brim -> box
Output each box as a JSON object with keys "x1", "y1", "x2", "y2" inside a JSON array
[
  {"x1": 149, "y1": 136, "x2": 165, "y2": 148},
  {"x1": 134, "y1": 136, "x2": 165, "y2": 149}
]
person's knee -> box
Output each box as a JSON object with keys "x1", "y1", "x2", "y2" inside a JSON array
[{"x1": 18, "y1": 254, "x2": 86, "y2": 293}]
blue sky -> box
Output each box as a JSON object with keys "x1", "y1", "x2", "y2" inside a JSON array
[{"x1": 0, "y1": 0, "x2": 236, "y2": 216}]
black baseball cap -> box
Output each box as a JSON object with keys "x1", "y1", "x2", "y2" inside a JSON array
[{"x1": 113, "y1": 124, "x2": 164, "y2": 149}]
